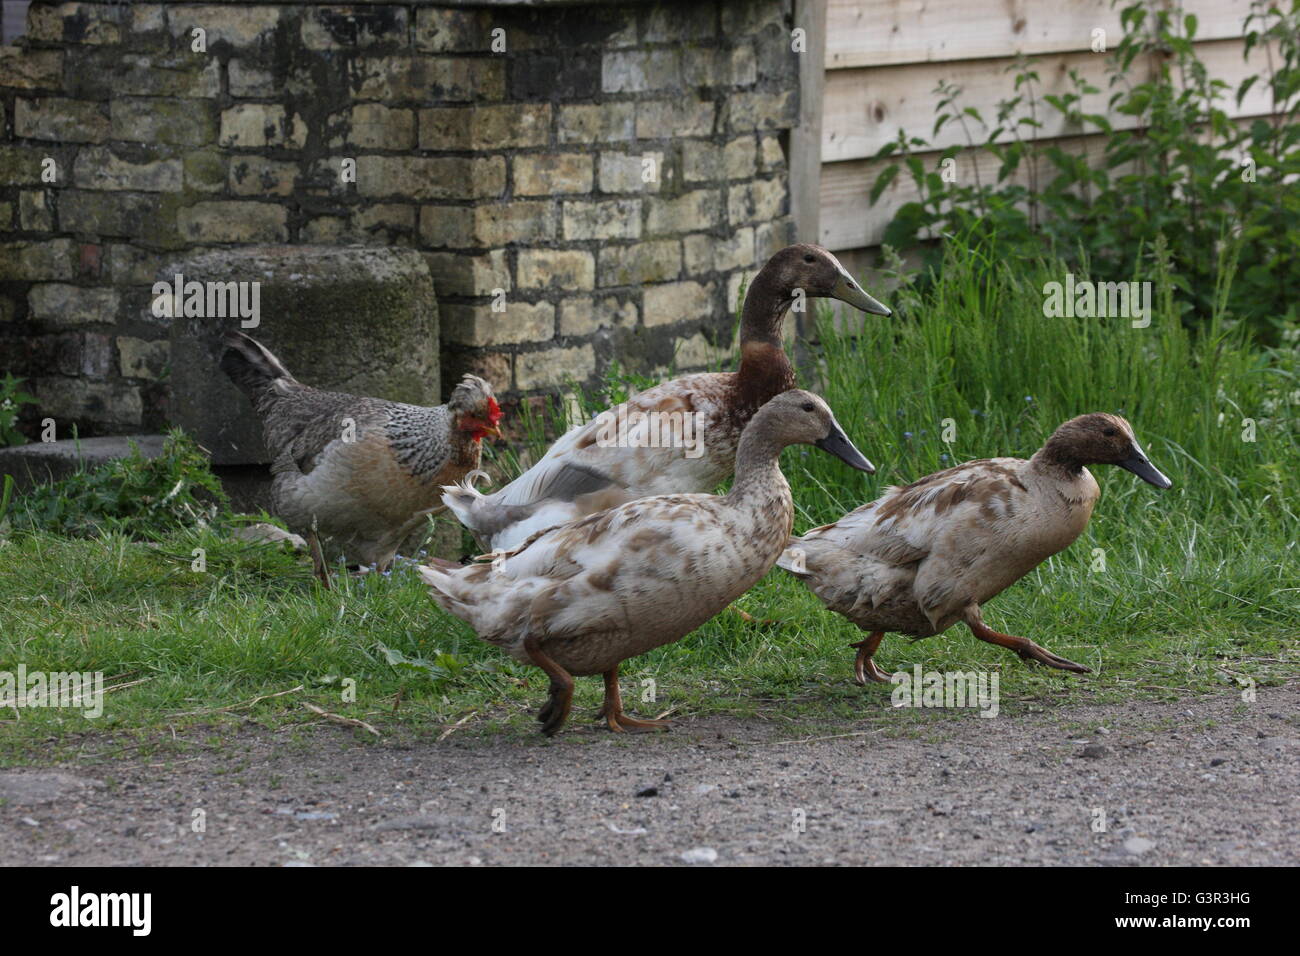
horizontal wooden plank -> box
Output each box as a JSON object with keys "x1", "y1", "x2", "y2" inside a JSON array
[
  {"x1": 822, "y1": 37, "x2": 1274, "y2": 162},
  {"x1": 819, "y1": 110, "x2": 1271, "y2": 252},
  {"x1": 820, "y1": 132, "x2": 1108, "y2": 250},
  {"x1": 827, "y1": 0, "x2": 1255, "y2": 70}
]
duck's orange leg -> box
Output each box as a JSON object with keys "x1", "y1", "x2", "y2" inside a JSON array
[
  {"x1": 848, "y1": 630, "x2": 892, "y2": 685},
  {"x1": 596, "y1": 666, "x2": 670, "y2": 732},
  {"x1": 965, "y1": 613, "x2": 1090, "y2": 674},
  {"x1": 523, "y1": 633, "x2": 574, "y2": 736}
]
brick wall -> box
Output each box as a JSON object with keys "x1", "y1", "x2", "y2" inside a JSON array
[{"x1": 0, "y1": 0, "x2": 799, "y2": 438}]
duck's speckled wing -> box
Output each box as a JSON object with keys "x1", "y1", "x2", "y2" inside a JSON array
[
  {"x1": 421, "y1": 486, "x2": 788, "y2": 676},
  {"x1": 442, "y1": 373, "x2": 741, "y2": 550},
  {"x1": 781, "y1": 458, "x2": 1033, "y2": 633}
]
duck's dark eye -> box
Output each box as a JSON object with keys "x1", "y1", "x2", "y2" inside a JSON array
[
  {"x1": 1103, "y1": 427, "x2": 1117, "y2": 437},
  {"x1": 803, "y1": 254, "x2": 815, "y2": 263},
  {"x1": 801, "y1": 402, "x2": 815, "y2": 412}
]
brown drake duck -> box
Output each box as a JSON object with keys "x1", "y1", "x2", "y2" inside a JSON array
[{"x1": 441, "y1": 244, "x2": 890, "y2": 551}]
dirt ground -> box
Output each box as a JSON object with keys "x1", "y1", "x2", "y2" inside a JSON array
[{"x1": 2, "y1": 683, "x2": 1296, "y2": 866}]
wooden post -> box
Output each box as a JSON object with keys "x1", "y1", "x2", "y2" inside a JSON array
[
  {"x1": 790, "y1": 0, "x2": 827, "y2": 247},
  {"x1": 790, "y1": 0, "x2": 827, "y2": 367}
]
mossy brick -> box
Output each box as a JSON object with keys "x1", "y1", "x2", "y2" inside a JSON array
[
  {"x1": 228, "y1": 157, "x2": 298, "y2": 197},
  {"x1": 67, "y1": 51, "x2": 219, "y2": 99},
  {"x1": 598, "y1": 151, "x2": 664, "y2": 194},
  {"x1": 301, "y1": 6, "x2": 409, "y2": 50},
  {"x1": 15, "y1": 98, "x2": 109, "y2": 143},
  {"x1": 643, "y1": 280, "x2": 717, "y2": 327},
  {"x1": 646, "y1": 189, "x2": 722, "y2": 236},
  {"x1": 557, "y1": 103, "x2": 634, "y2": 144},
  {"x1": 418, "y1": 104, "x2": 550, "y2": 151},
  {"x1": 597, "y1": 240, "x2": 682, "y2": 286},
  {"x1": 558, "y1": 295, "x2": 637, "y2": 337},
  {"x1": 183, "y1": 150, "x2": 227, "y2": 193},
  {"x1": 28, "y1": 284, "x2": 120, "y2": 326},
  {"x1": 60, "y1": 191, "x2": 183, "y2": 241},
  {"x1": 516, "y1": 344, "x2": 596, "y2": 390},
  {"x1": 352, "y1": 204, "x2": 416, "y2": 233},
  {"x1": 166, "y1": 5, "x2": 281, "y2": 47},
  {"x1": 470, "y1": 201, "x2": 558, "y2": 247},
  {"x1": 0, "y1": 240, "x2": 77, "y2": 279},
  {"x1": 727, "y1": 90, "x2": 798, "y2": 131},
  {"x1": 165, "y1": 245, "x2": 438, "y2": 464},
  {"x1": 353, "y1": 56, "x2": 503, "y2": 102},
  {"x1": 514, "y1": 153, "x2": 593, "y2": 197},
  {"x1": 517, "y1": 249, "x2": 595, "y2": 291},
  {"x1": 29, "y1": 378, "x2": 142, "y2": 427},
  {"x1": 74, "y1": 147, "x2": 184, "y2": 192},
  {"x1": 341, "y1": 104, "x2": 415, "y2": 150},
  {"x1": 117, "y1": 336, "x2": 169, "y2": 380},
  {"x1": 673, "y1": 330, "x2": 730, "y2": 369},
  {"x1": 219, "y1": 104, "x2": 308, "y2": 149},
  {"x1": 720, "y1": 0, "x2": 788, "y2": 35},
  {"x1": 28, "y1": 2, "x2": 125, "y2": 45},
  {"x1": 642, "y1": 3, "x2": 719, "y2": 42},
  {"x1": 421, "y1": 250, "x2": 510, "y2": 297},
  {"x1": 112, "y1": 98, "x2": 216, "y2": 147},
  {"x1": 356, "y1": 156, "x2": 503, "y2": 200},
  {"x1": 413, "y1": 7, "x2": 493, "y2": 52},
  {"x1": 636, "y1": 100, "x2": 716, "y2": 139},
  {"x1": 0, "y1": 49, "x2": 63, "y2": 90},
  {"x1": 229, "y1": 59, "x2": 276, "y2": 97},
  {"x1": 562, "y1": 198, "x2": 642, "y2": 241},
  {"x1": 20, "y1": 190, "x2": 54, "y2": 231},
  {"x1": 727, "y1": 177, "x2": 786, "y2": 225},
  {"x1": 441, "y1": 301, "x2": 553, "y2": 347},
  {"x1": 686, "y1": 226, "x2": 755, "y2": 273},
  {"x1": 0, "y1": 146, "x2": 68, "y2": 186},
  {"x1": 177, "y1": 202, "x2": 287, "y2": 243},
  {"x1": 725, "y1": 136, "x2": 758, "y2": 179},
  {"x1": 601, "y1": 49, "x2": 680, "y2": 95}
]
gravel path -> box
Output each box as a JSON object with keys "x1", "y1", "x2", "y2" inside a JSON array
[{"x1": 2, "y1": 683, "x2": 1296, "y2": 866}]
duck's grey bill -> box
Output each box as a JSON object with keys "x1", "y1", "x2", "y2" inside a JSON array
[
  {"x1": 1119, "y1": 454, "x2": 1172, "y2": 489},
  {"x1": 831, "y1": 274, "x2": 892, "y2": 317},
  {"x1": 816, "y1": 427, "x2": 875, "y2": 474}
]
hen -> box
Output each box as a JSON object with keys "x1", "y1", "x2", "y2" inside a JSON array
[{"x1": 220, "y1": 331, "x2": 501, "y2": 584}]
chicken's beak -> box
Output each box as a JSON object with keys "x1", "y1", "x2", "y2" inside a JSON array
[
  {"x1": 831, "y1": 270, "x2": 892, "y2": 316},
  {"x1": 483, "y1": 424, "x2": 502, "y2": 439}
]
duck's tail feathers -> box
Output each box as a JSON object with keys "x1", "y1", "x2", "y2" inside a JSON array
[
  {"x1": 440, "y1": 469, "x2": 494, "y2": 529},
  {"x1": 775, "y1": 538, "x2": 810, "y2": 575},
  {"x1": 219, "y1": 331, "x2": 298, "y2": 402}
]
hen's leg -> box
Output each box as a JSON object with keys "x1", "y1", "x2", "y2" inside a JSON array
[
  {"x1": 523, "y1": 633, "x2": 574, "y2": 736},
  {"x1": 596, "y1": 666, "x2": 670, "y2": 732},
  {"x1": 964, "y1": 607, "x2": 1090, "y2": 673},
  {"x1": 848, "y1": 630, "x2": 892, "y2": 685}
]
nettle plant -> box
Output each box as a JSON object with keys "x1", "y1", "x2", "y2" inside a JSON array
[
  {"x1": 0, "y1": 373, "x2": 37, "y2": 447},
  {"x1": 870, "y1": 0, "x2": 1300, "y2": 339}
]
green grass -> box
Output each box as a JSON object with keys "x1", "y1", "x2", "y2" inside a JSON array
[{"x1": 1, "y1": 243, "x2": 1296, "y2": 761}]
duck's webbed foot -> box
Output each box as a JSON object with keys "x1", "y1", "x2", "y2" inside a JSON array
[
  {"x1": 965, "y1": 614, "x2": 1091, "y2": 674},
  {"x1": 523, "y1": 633, "x2": 574, "y2": 736},
  {"x1": 849, "y1": 631, "x2": 892, "y2": 685},
  {"x1": 596, "y1": 668, "x2": 671, "y2": 733}
]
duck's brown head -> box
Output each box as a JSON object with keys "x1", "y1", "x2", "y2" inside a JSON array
[
  {"x1": 448, "y1": 374, "x2": 502, "y2": 442},
  {"x1": 1040, "y1": 413, "x2": 1172, "y2": 488},
  {"x1": 745, "y1": 389, "x2": 875, "y2": 473},
  {"x1": 753, "y1": 243, "x2": 892, "y2": 318}
]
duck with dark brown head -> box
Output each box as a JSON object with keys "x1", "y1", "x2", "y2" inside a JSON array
[{"x1": 441, "y1": 243, "x2": 891, "y2": 552}]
